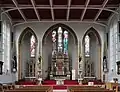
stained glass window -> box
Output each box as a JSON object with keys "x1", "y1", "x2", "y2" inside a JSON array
[
  {"x1": 52, "y1": 27, "x2": 68, "y2": 55},
  {"x1": 85, "y1": 35, "x2": 90, "y2": 57},
  {"x1": 30, "y1": 35, "x2": 36, "y2": 57},
  {"x1": 58, "y1": 27, "x2": 63, "y2": 52},
  {"x1": 109, "y1": 21, "x2": 118, "y2": 71},
  {"x1": 63, "y1": 30, "x2": 68, "y2": 55},
  {"x1": 52, "y1": 31, "x2": 57, "y2": 55}
]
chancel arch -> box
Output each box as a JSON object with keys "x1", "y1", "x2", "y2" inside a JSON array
[
  {"x1": 18, "y1": 27, "x2": 38, "y2": 79},
  {"x1": 82, "y1": 27, "x2": 101, "y2": 80},
  {"x1": 42, "y1": 23, "x2": 78, "y2": 80}
]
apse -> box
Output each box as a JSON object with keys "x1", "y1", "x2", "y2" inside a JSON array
[{"x1": 42, "y1": 23, "x2": 78, "y2": 79}]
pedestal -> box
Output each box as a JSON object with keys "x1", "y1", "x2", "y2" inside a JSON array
[
  {"x1": 38, "y1": 78, "x2": 42, "y2": 85},
  {"x1": 78, "y1": 78, "x2": 83, "y2": 85}
]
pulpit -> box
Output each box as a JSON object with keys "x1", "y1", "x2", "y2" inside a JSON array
[{"x1": 50, "y1": 52, "x2": 70, "y2": 79}]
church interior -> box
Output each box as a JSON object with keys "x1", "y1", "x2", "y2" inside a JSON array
[{"x1": 0, "y1": 0, "x2": 120, "y2": 92}]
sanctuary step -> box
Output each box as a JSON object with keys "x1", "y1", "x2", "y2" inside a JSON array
[
  {"x1": 43, "y1": 80, "x2": 56, "y2": 85},
  {"x1": 64, "y1": 80, "x2": 79, "y2": 85}
]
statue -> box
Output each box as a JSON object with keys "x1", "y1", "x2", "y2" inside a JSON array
[
  {"x1": 38, "y1": 55, "x2": 42, "y2": 69},
  {"x1": 11, "y1": 56, "x2": 17, "y2": 73},
  {"x1": 103, "y1": 56, "x2": 108, "y2": 72},
  {"x1": 38, "y1": 56, "x2": 41, "y2": 62},
  {"x1": 79, "y1": 56, "x2": 82, "y2": 62}
]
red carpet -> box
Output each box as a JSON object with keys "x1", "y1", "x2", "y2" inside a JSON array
[
  {"x1": 43, "y1": 80, "x2": 56, "y2": 85},
  {"x1": 43, "y1": 80, "x2": 78, "y2": 85},
  {"x1": 64, "y1": 80, "x2": 79, "y2": 85},
  {"x1": 53, "y1": 85, "x2": 67, "y2": 89},
  {"x1": 43, "y1": 80, "x2": 78, "y2": 89}
]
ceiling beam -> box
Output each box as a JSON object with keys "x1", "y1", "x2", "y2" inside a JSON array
[
  {"x1": 30, "y1": 0, "x2": 40, "y2": 21},
  {"x1": 1, "y1": 4, "x2": 119, "y2": 8},
  {"x1": 80, "y1": 0, "x2": 90, "y2": 21},
  {"x1": 1, "y1": 5, "x2": 118, "y2": 11},
  {"x1": 12, "y1": 0, "x2": 27, "y2": 22},
  {"x1": 1, "y1": 8, "x2": 13, "y2": 24},
  {"x1": 49, "y1": 0, "x2": 54, "y2": 21},
  {"x1": 2, "y1": 6, "x2": 118, "y2": 15},
  {"x1": 12, "y1": 20, "x2": 107, "y2": 27},
  {"x1": 66, "y1": 0, "x2": 71, "y2": 21},
  {"x1": 94, "y1": 0, "x2": 109, "y2": 21}
]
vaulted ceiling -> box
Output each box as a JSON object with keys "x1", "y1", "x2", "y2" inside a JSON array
[{"x1": 1, "y1": 0, "x2": 120, "y2": 26}]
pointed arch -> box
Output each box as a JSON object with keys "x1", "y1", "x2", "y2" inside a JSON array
[
  {"x1": 41, "y1": 23, "x2": 78, "y2": 79},
  {"x1": 19, "y1": 27, "x2": 38, "y2": 44},
  {"x1": 42, "y1": 23, "x2": 78, "y2": 45},
  {"x1": 18, "y1": 27, "x2": 38, "y2": 79},
  {"x1": 82, "y1": 27, "x2": 102, "y2": 79},
  {"x1": 82, "y1": 27, "x2": 101, "y2": 46}
]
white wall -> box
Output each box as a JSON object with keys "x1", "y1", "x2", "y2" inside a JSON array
[
  {"x1": 0, "y1": 13, "x2": 16, "y2": 84},
  {"x1": 107, "y1": 7, "x2": 120, "y2": 83},
  {"x1": 14, "y1": 22, "x2": 105, "y2": 80}
]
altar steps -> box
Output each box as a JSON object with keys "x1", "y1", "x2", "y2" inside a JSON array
[
  {"x1": 43, "y1": 80, "x2": 56, "y2": 85},
  {"x1": 64, "y1": 80, "x2": 79, "y2": 85}
]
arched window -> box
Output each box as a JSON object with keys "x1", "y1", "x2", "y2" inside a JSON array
[
  {"x1": 109, "y1": 21, "x2": 118, "y2": 71},
  {"x1": 2, "y1": 21, "x2": 10, "y2": 72},
  {"x1": 85, "y1": 35, "x2": 90, "y2": 57},
  {"x1": 52, "y1": 27, "x2": 68, "y2": 55},
  {"x1": 30, "y1": 35, "x2": 36, "y2": 57}
]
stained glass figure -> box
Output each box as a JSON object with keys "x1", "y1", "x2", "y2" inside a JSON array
[
  {"x1": 63, "y1": 30, "x2": 68, "y2": 55},
  {"x1": 85, "y1": 35, "x2": 90, "y2": 57},
  {"x1": 58, "y1": 27, "x2": 63, "y2": 52},
  {"x1": 52, "y1": 31, "x2": 57, "y2": 55},
  {"x1": 30, "y1": 35, "x2": 36, "y2": 57}
]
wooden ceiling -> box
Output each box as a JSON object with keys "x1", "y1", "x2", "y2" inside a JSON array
[{"x1": 1, "y1": 0, "x2": 120, "y2": 25}]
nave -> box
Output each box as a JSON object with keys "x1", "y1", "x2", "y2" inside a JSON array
[{"x1": 0, "y1": 0, "x2": 120, "y2": 92}]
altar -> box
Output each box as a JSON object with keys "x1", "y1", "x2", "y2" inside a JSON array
[
  {"x1": 55, "y1": 78, "x2": 65, "y2": 85},
  {"x1": 50, "y1": 52, "x2": 70, "y2": 80}
]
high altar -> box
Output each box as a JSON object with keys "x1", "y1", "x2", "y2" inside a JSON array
[{"x1": 50, "y1": 52, "x2": 70, "y2": 80}]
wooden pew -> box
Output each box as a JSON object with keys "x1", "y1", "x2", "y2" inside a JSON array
[
  {"x1": 5, "y1": 90, "x2": 47, "y2": 92},
  {"x1": 0, "y1": 85, "x2": 3, "y2": 92},
  {"x1": 68, "y1": 86, "x2": 115, "y2": 92},
  {"x1": 4, "y1": 86, "x2": 52, "y2": 92}
]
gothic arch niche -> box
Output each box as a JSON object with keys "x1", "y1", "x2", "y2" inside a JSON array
[
  {"x1": 82, "y1": 27, "x2": 101, "y2": 79},
  {"x1": 18, "y1": 27, "x2": 38, "y2": 79},
  {"x1": 42, "y1": 23, "x2": 78, "y2": 79}
]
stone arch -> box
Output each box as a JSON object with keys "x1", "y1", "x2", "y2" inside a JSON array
[
  {"x1": 42, "y1": 23, "x2": 78, "y2": 79},
  {"x1": 82, "y1": 27, "x2": 102, "y2": 79},
  {"x1": 82, "y1": 27, "x2": 101, "y2": 46},
  {"x1": 42, "y1": 23, "x2": 78, "y2": 45},
  {"x1": 18, "y1": 27, "x2": 38, "y2": 79},
  {"x1": 19, "y1": 27, "x2": 38, "y2": 44}
]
